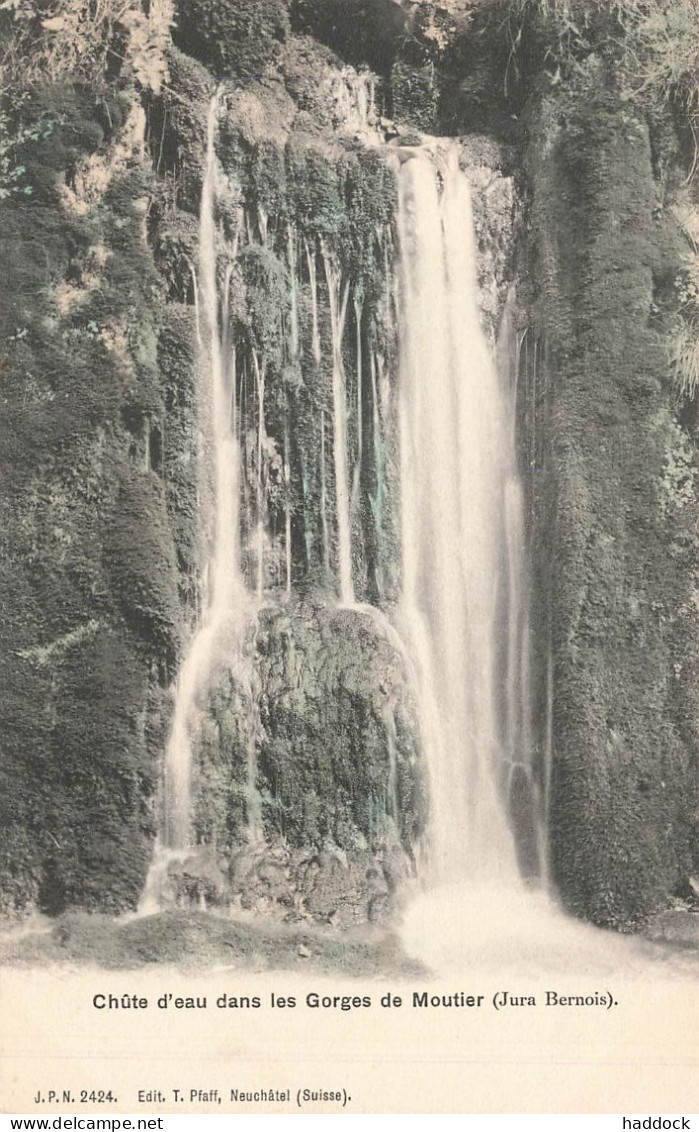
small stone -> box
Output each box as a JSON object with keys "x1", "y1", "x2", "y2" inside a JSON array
[{"x1": 298, "y1": 943, "x2": 311, "y2": 958}]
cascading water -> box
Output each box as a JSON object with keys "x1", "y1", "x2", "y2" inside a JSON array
[
  {"x1": 396, "y1": 144, "x2": 546, "y2": 964},
  {"x1": 126, "y1": 63, "x2": 698, "y2": 986},
  {"x1": 141, "y1": 71, "x2": 548, "y2": 925},
  {"x1": 322, "y1": 246, "x2": 355, "y2": 606},
  {"x1": 140, "y1": 95, "x2": 251, "y2": 910}
]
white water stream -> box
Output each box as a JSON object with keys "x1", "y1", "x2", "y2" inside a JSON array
[
  {"x1": 397, "y1": 144, "x2": 537, "y2": 883},
  {"x1": 395, "y1": 144, "x2": 550, "y2": 967},
  {"x1": 140, "y1": 96, "x2": 251, "y2": 911}
]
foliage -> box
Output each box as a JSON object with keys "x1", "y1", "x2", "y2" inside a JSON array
[
  {"x1": 399, "y1": 0, "x2": 475, "y2": 59},
  {"x1": 172, "y1": 0, "x2": 291, "y2": 79},
  {"x1": 658, "y1": 420, "x2": 696, "y2": 517},
  {"x1": 344, "y1": 149, "x2": 397, "y2": 283},
  {"x1": 284, "y1": 136, "x2": 346, "y2": 236},
  {"x1": 106, "y1": 463, "x2": 180, "y2": 647},
  {"x1": 0, "y1": 84, "x2": 109, "y2": 205},
  {"x1": 279, "y1": 34, "x2": 343, "y2": 119},
  {"x1": 494, "y1": 0, "x2": 699, "y2": 115},
  {"x1": 0, "y1": 0, "x2": 172, "y2": 90},
  {"x1": 158, "y1": 304, "x2": 199, "y2": 602},
  {"x1": 525, "y1": 83, "x2": 698, "y2": 928},
  {"x1": 0, "y1": 96, "x2": 54, "y2": 199},
  {"x1": 247, "y1": 140, "x2": 286, "y2": 220},
  {"x1": 391, "y1": 59, "x2": 439, "y2": 130}
]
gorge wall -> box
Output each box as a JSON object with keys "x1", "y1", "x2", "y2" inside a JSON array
[{"x1": 0, "y1": 0, "x2": 696, "y2": 932}]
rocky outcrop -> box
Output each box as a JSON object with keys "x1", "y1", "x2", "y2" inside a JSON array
[
  {"x1": 522, "y1": 64, "x2": 698, "y2": 928},
  {"x1": 178, "y1": 603, "x2": 424, "y2": 926}
]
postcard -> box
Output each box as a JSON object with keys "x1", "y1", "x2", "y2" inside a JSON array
[{"x1": 1, "y1": 0, "x2": 697, "y2": 1116}]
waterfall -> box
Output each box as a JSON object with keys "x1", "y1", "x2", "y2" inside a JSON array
[
  {"x1": 141, "y1": 95, "x2": 249, "y2": 910},
  {"x1": 142, "y1": 103, "x2": 541, "y2": 924},
  {"x1": 396, "y1": 144, "x2": 537, "y2": 890},
  {"x1": 321, "y1": 245, "x2": 355, "y2": 606},
  {"x1": 498, "y1": 294, "x2": 547, "y2": 881},
  {"x1": 305, "y1": 238, "x2": 322, "y2": 367},
  {"x1": 351, "y1": 286, "x2": 364, "y2": 516}
]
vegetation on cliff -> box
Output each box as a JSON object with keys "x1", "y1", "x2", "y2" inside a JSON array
[
  {"x1": 0, "y1": 81, "x2": 180, "y2": 914},
  {"x1": 523, "y1": 73, "x2": 698, "y2": 925}
]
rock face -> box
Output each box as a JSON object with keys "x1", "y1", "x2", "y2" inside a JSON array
[
  {"x1": 0, "y1": 0, "x2": 696, "y2": 934},
  {"x1": 183, "y1": 604, "x2": 424, "y2": 926},
  {"x1": 0, "y1": 82, "x2": 184, "y2": 916}
]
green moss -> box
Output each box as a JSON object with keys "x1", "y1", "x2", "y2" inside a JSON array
[
  {"x1": 238, "y1": 245, "x2": 290, "y2": 366},
  {"x1": 525, "y1": 75, "x2": 698, "y2": 928},
  {"x1": 285, "y1": 135, "x2": 347, "y2": 237},
  {"x1": 105, "y1": 462, "x2": 181, "y2": 650},
  {"x1": 0, "y1": 80, "x2": 185, "y2": 917},
  {"x1": 213, "y1": 78, "x2": 401, "y2": 604},
  {"x1": 344, "y1": 149, "x2": 397, "y2": 283},
  {"x1": 159, "y1": 305, "x2": 199, "y2": 602},
  {"x1": 279, "y1": 35, "x2": 346, "y2": 120},
  {"x1": 0, "y1": 613, "x2": 159, "y2": 915},
  {"x1": 192, "y1": 605, "x2": 425, "y2": 856},
  {"x1": 146, "y1": 46, "x2": 213, "y2": 214},
  {"x1": 5, "y1": 84, "x2": 106, "y2": 202}
]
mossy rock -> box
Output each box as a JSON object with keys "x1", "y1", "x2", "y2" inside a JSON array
[{"x1": 524, "y1": 76, "x2": 698, "y2": 928}]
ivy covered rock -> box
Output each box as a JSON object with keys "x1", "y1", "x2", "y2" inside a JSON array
[
  {"x1": 183, "y1": 603, "x2": 425, "y2": 925},
  {"x1": 173, "y1": 0, "x2": 291, "y2": 80}
]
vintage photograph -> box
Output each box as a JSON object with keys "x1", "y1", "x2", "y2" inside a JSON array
[{"x1": 0, "y1": 0, "x2": 697, "y2": 1115}]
